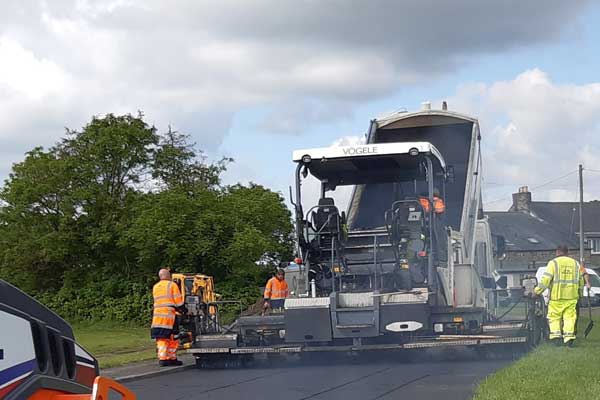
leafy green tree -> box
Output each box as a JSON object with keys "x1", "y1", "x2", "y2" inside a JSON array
[
  {"x1": 56, "y1": 114, "x2": 158, "y2": 271},
  {"x1": 58, "y1": 113, "x2": 158, "y2": 202},
  {"x1": 0, "y1": 147, "x2": 78, "y2": 291},
  {"x1": 124, "y1": 183, "x2": 293, "y2": 284},
  {"x1": 220, "y1": 184, "x2": 294, "y2": 283},
  {"x1": 0, "y1": 112, "x2": 295, "y2": 323},
  {"x1": 153, "y1": 127, "x2": 231, "y2": 191}
]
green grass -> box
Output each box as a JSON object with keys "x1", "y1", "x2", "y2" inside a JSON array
[
  {"x1": 72, "y1": 321, "x2": 156, "y2": 369},
  {"x1": 474, "y1": 308, "x2": 600, "y2": 400}
]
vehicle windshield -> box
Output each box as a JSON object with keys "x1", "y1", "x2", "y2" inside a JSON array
[
  {"x1": 184, "y1": 278, "x2": 194, "y2": 295},
  {"x1": 589, "y1": 273, "x2": 600, "y2": 288}
]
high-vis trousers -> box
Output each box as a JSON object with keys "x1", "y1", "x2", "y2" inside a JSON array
[
  {"x1": 547, "y1": 299, "x2": 578, "y2": 343},
  {"x1": 156, "y1": 336, "x2": 179, "y2": 361}
]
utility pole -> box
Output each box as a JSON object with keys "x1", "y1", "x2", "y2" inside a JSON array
[{"x1": 579, "y1": 164, "x2": 584, "y2": 264}]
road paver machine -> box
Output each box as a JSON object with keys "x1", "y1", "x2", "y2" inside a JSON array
[{"x1": 183, "y1": 106, "x2": 546, "y2": 366}]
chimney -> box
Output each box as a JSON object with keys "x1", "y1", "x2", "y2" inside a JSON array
[{"x1": 510, "y1": 186, "x2": 531, "y2": 212}]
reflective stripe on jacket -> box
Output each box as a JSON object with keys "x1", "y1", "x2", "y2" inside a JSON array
[
  {"x1": 534, "y1": 256, "x2": 584, "y2": 300},
  {"x1": 264, "y1": 277, "x2": 289, "y2": 300},
  {"x1": 151, "y1": 280, "x2": 183, "y2": 329}
]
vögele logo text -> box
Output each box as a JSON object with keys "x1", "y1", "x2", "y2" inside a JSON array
[{"x1": 343, "y1": 146, "x2": 377, "y2": 155}]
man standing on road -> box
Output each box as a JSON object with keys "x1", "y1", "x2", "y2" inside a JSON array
[
  {"x1": 263, "y1": 267, "x2": 289, "y2": 314},
  {"x1": 534, "y1": 245, "x2": 585, "y2": 347},
  {"x1": 151, "y1": 268, "x2": 184, "y2": 366}
]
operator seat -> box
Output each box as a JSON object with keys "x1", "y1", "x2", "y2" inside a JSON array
[{"x1": 312, "y1": 197, "x2": 340, "y2": 250}]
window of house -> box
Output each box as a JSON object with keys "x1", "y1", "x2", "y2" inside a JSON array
[{"x1": 587, "y1": 238, "x2": 600, "y2": 254}]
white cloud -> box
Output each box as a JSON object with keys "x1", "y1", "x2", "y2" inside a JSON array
[
  {"x1": 448, "y1": 69, "x2": 600, "y2": 209},
  {"x1": 0, "y1": 38, "x2": 69, "y2": 100},
  {"x1": 331, "y1": 135, "x2": 365, "y2": 147},
  {"x1": 0, "y1": 1, "x2": 592, "y2": 182}
]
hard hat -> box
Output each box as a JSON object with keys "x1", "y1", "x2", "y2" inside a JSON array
[{"x1": 294, "y1": 257, "x2": 303, "y2": 264}]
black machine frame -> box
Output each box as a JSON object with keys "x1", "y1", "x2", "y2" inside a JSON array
[{"x1": 292, "y1": 150, "x2": 445, "y2": 298}]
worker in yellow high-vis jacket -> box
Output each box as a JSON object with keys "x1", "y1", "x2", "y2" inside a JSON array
[{"x1": 534, "y1": 245, "x2": 585, "y2": 347}]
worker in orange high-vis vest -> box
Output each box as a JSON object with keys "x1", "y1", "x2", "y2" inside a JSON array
[
  {"x1": 151, "y1": 268, "x2": 184, "y2": 366},
  {"x1": 263, "y1": 267, "x2": 289, "y2": 313},
  {"x1": 418, "y1": 189, "x2": 445, "y2": 215}
]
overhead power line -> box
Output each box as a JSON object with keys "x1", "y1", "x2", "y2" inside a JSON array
[{"x1": 483, "y1": 169, "x2": 578, "y2": 206}]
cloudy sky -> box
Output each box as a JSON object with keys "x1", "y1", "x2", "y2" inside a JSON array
[{"x1": 1, "y1": 0, "x2": 600, "y2": 210}]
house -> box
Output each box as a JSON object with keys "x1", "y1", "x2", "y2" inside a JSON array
[
  {"x1": 487, "y1": 211, "x2": 588, "y2": 288},
  {"x1": 485, "y1": 186, "x2": 597, "y2": 288},
  {"x1": 509, "y1": 186, "x2": 600, "y2": 266}
]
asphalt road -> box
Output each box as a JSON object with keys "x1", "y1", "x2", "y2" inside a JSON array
[{"x1": 127, "y1": 348, "x2": 519, "y2": 400}]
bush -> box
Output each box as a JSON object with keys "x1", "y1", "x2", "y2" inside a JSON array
[
  {"x1": 37, "y1": 282, "x2": 153, "y2": 323},
  {"x1": 37, "y1": 277, "x2": 265, "y2": 326}
]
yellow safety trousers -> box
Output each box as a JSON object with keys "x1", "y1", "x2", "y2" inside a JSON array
[{"x1": 547, "y1": 299, "x2": 578, "y2": 343}]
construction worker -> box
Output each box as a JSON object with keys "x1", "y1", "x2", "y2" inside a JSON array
[
  {"x1": 263, "y1": 267, "x2": 289, "y2": 313},
  {"x1": 151, "y1": 268, "x2": 184, "y2": 366},
  {"x1": 418, "y1": 189, "x2": 445, "y2": 214},
  {"x1": 534, "y1": 245, "x2": 585, "y2": 347}
]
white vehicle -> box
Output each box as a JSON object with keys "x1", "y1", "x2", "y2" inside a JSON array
[{"x1": 535, "y1": 266, "x2": 600, "y2": 306}]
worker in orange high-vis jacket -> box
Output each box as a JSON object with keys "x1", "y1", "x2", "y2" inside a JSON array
[
  {"x1": 418, "y1": 189, "x2": 445, "y2": 215},
  {"x1": 151, "y1": 268, "x2": 184, "y2": 366},
  {"x1": 263, "y1": 267, "x2": 289, "y2": 313}
]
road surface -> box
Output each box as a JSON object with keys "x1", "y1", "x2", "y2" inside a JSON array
[{"x1": 127, "y1": 348, "x2": 519, "y2": 400}]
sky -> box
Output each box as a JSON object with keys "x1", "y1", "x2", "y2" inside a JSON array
[{"x1": 1, "y1": 0, "x2": 600, "y2": 212}]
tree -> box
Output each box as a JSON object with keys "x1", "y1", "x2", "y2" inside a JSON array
[
  {"x1": 0, "y1": 112, "x2": 295, "y2": 323},
  {"x1": 56, "y1": 113, "x2": 159, "y2": 273},
  {"x1": 58, "y1": 113, "x2": 158, "y2": 202},
  {"x1": 0, "y1": 148, "x2": 79, "y2": 291},
  {"x1": 153, "y1": 127, "x2": 231, "y2": 191},
  {"x1": 221, "y1": 184, "x2": 294, "y2": 274},
  {"x1": 124, "y1": 183, "x2": 293, "y2": 284}
]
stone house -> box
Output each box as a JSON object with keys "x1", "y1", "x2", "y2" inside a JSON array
[
  {"x1": 486, "y1": 186, "x2": 597, "y2": 288},
  {"x1": 508, "y1": 186, "x2": 600, "y2": 266}
]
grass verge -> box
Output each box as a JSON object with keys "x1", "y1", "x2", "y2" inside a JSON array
[
  {"x1": 474, "y1": 308, "x2": 600, "y2": 400},
  {"x1": 72, "y1": 321, "x2": 155, "y2": 369}
]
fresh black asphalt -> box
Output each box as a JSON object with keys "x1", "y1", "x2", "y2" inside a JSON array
[{"x1": 126, "y1": 347, "x2": 519, "y2": 400}]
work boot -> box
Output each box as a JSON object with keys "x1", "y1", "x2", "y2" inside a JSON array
[
  {"x1": 169, "y1": 359, "x2": 183, "y2": 366},
  {"x1": 565, "y1": 340, "x2": 575, "y2": 348},
  {"x1": 549, "y1": 338, "x2": 562, "y2": 347},
  {"x1": 159, "y1": 360, "x2": 171, "y2": 367}
]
